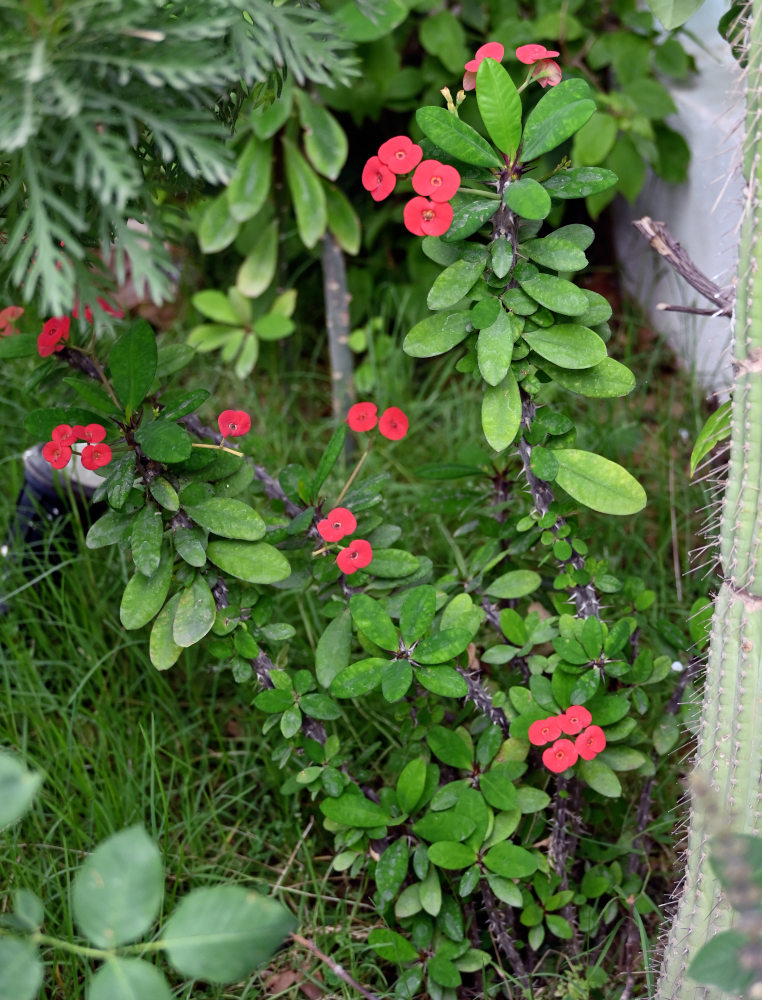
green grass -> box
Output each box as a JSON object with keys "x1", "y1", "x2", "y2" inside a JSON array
[{"x1": 0, "y1": 293, "x2": 718, "y2": 998}]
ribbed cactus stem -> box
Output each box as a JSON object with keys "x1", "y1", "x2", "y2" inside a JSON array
[{"x1": 654, "y1": 8, "x2": 762, "y2": 999}]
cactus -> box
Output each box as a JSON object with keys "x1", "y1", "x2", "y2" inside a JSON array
[{"x1": 654, "y1": 7, "x2": 762, "y2": 998}]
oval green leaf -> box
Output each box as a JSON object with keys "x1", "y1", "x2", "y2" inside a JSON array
[
  {"x1": 482, "y1": 842, "x2": 538, "y2": 878},
  {"x1": 120, "y1": 546, "x2": 173, "y2": 630},
  {"x1": 403, "y1": 309, "x2": 471, "y2": 358},
  {"x1": 482, "y1": 370, "x2": 520, "y2": 452},
  {"x1": 475, "y1": 58, "x2": 522, "y2": 158},
  {"x1": 89, "y1": 958, "x2": 173, "y2": 1000},
  {"x1": 554, "y1": 449, "x2": 646, "y2": 515},
  {"x1": 523, "y1": 324, "x2": 607, "y2": 370},
  {"x1": 504, "y1": 178, "x2": 551, "y2": 220},
  {"x1": 206, "y1": 540, "x2": 291, "y2": 583},
  {"x1": 535, "y1": 356, "x2": 635, "y2": 397},
  {"x1": 485, "y1": 569, "x2": 542, "y2": 599},
  {"x1": 185, "y1": 498, "x2": 266, "y2": 541},
  {"x1": 320, "y1": 793, "x2": 392, "y2": 828},
  {"x1": 427, "y1": 256, "x2": 486, "y2": 310},
  {"x1": 415, "y1": 106, "x2": 502, "y2": 168},
  {"x1": 330, "y1": 657, "x2": 388, "y2": 698},
  {"x1": 520, "y1": 79, "x2": 596, "y2": 162}
]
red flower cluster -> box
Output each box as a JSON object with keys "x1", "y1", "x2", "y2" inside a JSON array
[
  {"x1": 37, "y1": 299, "x2": 125, "y2": 358},
  {"x1": 528, "y1": 704, "x2": 606, "y2": 773},
  {"x1": 462, "y1": 41, "x2": 504, "y2": 91},
  {"x1": 316, "y1": 505, "x2": 372, "y2": 575},
  {"x1": 0, "y1": 306, "x2": 23, "y2": 337},
  {"x1": 346, "y1": 402, "x2": 409, "y2": 441},
  {"x1": 362, "y1": 138, "x2": 460, "y2": 238},
  {"x1": 42, "y1": 423, "x2": 112, "y2": 472},
  {"x1": 218, "y1": 410, "x2": 251, "y2": 438},
  {"x1": 516, "y1": 43, "x2": 562, "y2": 88}
]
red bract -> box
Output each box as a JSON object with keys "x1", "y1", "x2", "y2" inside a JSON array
[
  {"x1": 542, "y1": 738, "x2": 579, "y2": 773},
  {"x1": 378, "y1": 406, "x2": 408, "y2": 441},
  {"x1": 52, "y1": 424, "x2": 77, "y2": 446},
  {"x1": 403, "y1": 197, "x2": 453, "y2": 237},
  {"x1": 575, "y1": 725, "x2": 606, "y2": 761},
  {"x1": 528, "y1": 716, "x2": 563, "y2": 746},
  {"x1": 37, "y1": 316, "x2": 71, "y2": 357},
  {"x1": 317, "y1": 507, "x2": 357, "y2": 543},
  {"x1": 0, "y1": 305, "x2": 23, "y2": 336},
  {"x1": 531, "y1": 59, "x2": 562, "y2": 88},
  {"x1": 336, "y1": 539, "x2": 373, "y2": 575},
  {"x1": 72, "y1": 423, "x2": 106, "y2": 443},
  {"x1": 346, "y1": 402, "x2": 378, "y2": 432},
  {"x1": 463, "y1": 41, "x2": 505, "y2": 91},
  {"x1": 81, "y1": 442, "x2": 113, "y2": 471},
  {"x1": 377, "y1": 136, "x2": 423, "y2": 175},
  {"x1": 515, "y1": 43, "x2": 560, "y2": 64},
  {"x1": 42, "y1": 440, "x2": 72, "y2": 470},
  {"x1": 412, "y1": 160, "x2": 461, "y2": 203},
  {"x1": 362, "y1": 156, "x2": 396, "y2": 202},
  {"x1": 218, "y1": 410, "x2": 251, "y2": 437},
  {"x1": 560, "y1": 704, "x2": 593, "y2": 736}
]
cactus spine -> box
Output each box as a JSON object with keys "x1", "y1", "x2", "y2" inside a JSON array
[{"x1": 655, "y1": 8, "x2": 762, "y2": 998}]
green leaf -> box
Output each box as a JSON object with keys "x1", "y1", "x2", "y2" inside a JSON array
[
  {"x1": 544, "y1": 167, "x2": 618, "y2": 199},
  {"x1": 414, "y1": 628, "x2": 471, "y2": 664},
  {"x1": 415, "y1": 106, "x2": 502, "y2": 168},
  {"x1": 482, "y1": 369, "x2": 520, "y2": 452},
  {"x1": 483, "y1": 842, "x2": 538, "y2": 878},
  {"x1": 396, "y1": 758, "x2": 427, "y2": 814},
  {"x1": 228, "y1": 135, "x2": 273, "y2": 222},
  {"x1": 554, "y1": 449, "x2": 646, "y2": 515},
  {"x1": 173, "y1": 526, "x2": 207, "y2": 568},
  {"x1": 504, "y1": 178, "x2": 551, "y2": 220},
  {"x1": 516, "y1": 787, "x2": 551, "y2": 813},
  {"x1": 415, "y1": 666, "x2": 469, "y2": 698},
  {"x1": 485, "y1": 569, "x2": 542, "y2": 599},
  {"x1": 63, "y1": 375, "x2": 123, "y2": 416},
  {"x1": 367, "y1": 928, "x2": 419, "y2": 964},
  {"x1": 419, "y1": 865, "x2": 442, "y2": 917},
  {"x1": 578, "y1": 758, "x2": 622, "y2": 797},
  {"x1": 131, "y1": 503, "x2": 163, "y2": 577},
  {"x1": 350, "y1": 594, "x2": 399, "y2": 650},
  {"x1": 86, "y1": 510, "x2": 133, "y2": 549},
  {"x1": 185, "y1": 498, "x2": 265, "y2": 541},
  {"x1": 443, "y1": 194, "x2": 500, "y2": 241},
  {"x1": 312, "y1": 423, "x2": 347, "y2": 500},
  {"x1": 382, "y1": 660, "x2": 413, "y2": 701},
  {"x1": 331, "y1": 657, "x2": 387, "y2": 698},
  {"x1": 198, "y1": 192, "x2": 239, "y2": 254},
  {"x1": 645, "y1": 0, "x2": 706, "y2": 30},
  {"x1": 480, "y1": 765, "x2": 519, "y2": 811},
  {"x1": 0, "y1": 334, "x2": 37, "y2": 359},
  {"x1": 316, "y1": 609, "x2": 352, "y2": 688},
  {"x1": 89, "y1": 958, "x2": 173, "y2": 1000},
  {"x1": 72, "y1": 826, "x2": 163, "y2": 948},
  {"x1": 236, "y1": 220, "x2": 278, "y2": 297},
  {"x1": 376, "y1": 839, "x2": 410, "y2": 904},
  {"x1": 524, "y1": 324, "x2": 607, "y2": 370},
  {"x1": 478, "y1": 310, "x2": 517, "y2": 386},
  {"x1": 148, "y1": 477, "x2": 180, "y2": 512},
  {"x1": 520, "y1": 79, "x2": 596, "y2": 162},
  {"x1": 419, "y1": 10, "x2": 468, "y2": 72},
  {"x1": 571, "y1": 113, "x2": 618, "y2": 167},
  {"x1": 334, "y1": 0, "x2": 408, "y2": 41},
  {"x1": 109, "y1": 320, "x2": 157, "y2": 416},
  {"x1": 283, "y1": 138, "x2": 327, "y2": 249},
  {"x1": 173, "y1": 576, "x2": 216, "y2": 647},
  {"x1": 162, "y1": 886, "x2": 296, "y2": 983},
  {"x1": 120, "y1": 547, "x2": 174, "y2": 630},
  {"x1": 426, "y1": 726, "x2": 472, "y2": 770},
  {"x1": 368, "y1": 548, "x2": 420, "y2": 578},
  {"x1": 653, "y1": 716, "x2": 680, "y2": 755},
  {"x1": 518, "y1": 274, "x2": 589, "y2": 315},
  {"x1": 536, "y1": 356, "x2": 635, "y2": 397},
  {"x1": 400, "y1": 586, "x2": 437, "y2": 645},
  {"x1": 0, "y1": 938, "x2": 43, "y2": 1000},
  {"x1": 475, "y1": 58, "x2": 522, "y2": 158},
  {"x1": 690, "y1": 401, "x2": 731, "y2": 475},
  {"x1": 523, "y1": 236, "x2": 588, "y2": 271},
  {"x1": 427, "y1": 841, "x2": 478, "y2": 869},
  {"x1": 134, "y1": 420, "x2": 192, "y2": 463},
  {"x1": 149, "y1": 592, "x2": 183, "y2": 671},
  {"x1": 427, "y1": 256, "x2": 486, "y2": 310},
  {"x1": 0, "y1": 754, "x2": 43, "y2": 829},
  {"x1": 296, "y1": 91, "x2": 348, "y2": 180},
  {"x1": 192, "y1": 290, "x2": 240, "y2": 325},
  {"x1": 320, "y1": 793, "x2": 392, "y2": 828},
  {"x1": 324, "y1": 182, "x2": 362, "y2": 255},
  {"x1": 206, "y1": 540, "x2": 291, "y2": 584},
  {"x1": 598, "y1": 747, "x2": 649, "y2": 771},
  {"x1": 413, "y1": 812, "x2": 476, "y2": 842},
  {"x1": 403, "y1": 309, "x2": 471, "y2": 357}
]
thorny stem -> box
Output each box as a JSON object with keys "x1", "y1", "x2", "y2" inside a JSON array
[
  {"x1": 456, "y1": 665, "x2": 511, "y2": 734},
  {"x1": 550, "y1": 774, "x2": 582, "y2": 955},
  {"x1": 481, "y1": 883, "x2": 530, "y2": 990}
]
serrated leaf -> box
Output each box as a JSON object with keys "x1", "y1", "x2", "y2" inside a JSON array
[
  {"x1": 482, "y1": 369, "x2": 520, "y2": 452},
  {"x1": 415, "y1": 106, "x2": 502, "y2": 168},
  {"x1": 403, "y1": 309, "x2": 471, "y2": 357},
  {"x1": 228, "y1": 135, "x2": 272, "y2": 223},
  {"x1": 475, "y1": 58, "x2": 522, "y2": 158},
  {"x1": 283, "y1": 138, "x2": 327, "y2": 249},
  {"x1": 554, "y1": 449, "x2": 646, "y2": 515},
  {"x1": 206, "y1": 540, "x2": 290, "y2": 584}
]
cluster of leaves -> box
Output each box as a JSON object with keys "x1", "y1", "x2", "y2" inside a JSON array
[{"x1": 0, "y1": 754, "x2": 294, "y2": 1000}]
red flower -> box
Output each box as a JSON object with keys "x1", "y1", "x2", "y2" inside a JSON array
[
  {"x1": 377, "y1": 136, "x2": 423, "y2": 175},
  {"x1": 362, "y1": 156, "x2": 396, "y2": 202},
  {"x1": 378, "y1": 406, "x2": 408, "y2": 441},
  {"x1": 530, "y1": 59, "x2": 562, "y2": 88},
  {"x1": 412, "y1": 160, "x2": 461, "y2": 203},
  {"x1": 403, "y1": 197, "x2": 453, "y2": 237},
  {"x1": 463, "y1": 42, "x2": 505, "y2": 91},
  {"x1": 42, "y1": 440, "x2": 72, "y2": 470},
  {"x1": 37, "y1": 316, "x2": 71, "y2": 357},
  {"x1": 72, "y1": 423, "x2": 106, "y2": 444},
  {"x1": 317, "y1": 507, "x2": 357, "y2": 543},
  {"x1": 542, "y1": 738, "x2": 579, "y2": 773},
  {"x1": 0, "y1": 305, "x2": 23, "y2": 336},
  {"x1": 218, "y1": 410, "x2": 251, "y2": 437},
  {"x1": 575, "y1": 725, "x2": 606, "y2": 761},
  {"x1": 336, "y1": 539, "x2": 373, "y2": 575},
  {"x1": 515, "y1": 44, "x2": 560, "y2": 64},
  {"x1": 81, "y1": 442, "x2": 113, "y2": 471},
  {"x1": 346, "y1": 402, "x2": 378, "y2": 432},
  {"x1": 52, "y1": 424, "x2": 77, "y2": 446},
  {"x1": 528, "y1": 716, "x2": 563, "y2": 746},
  {"x1": 560, "y1": 704, "x2": 593, "y2": 736}
]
